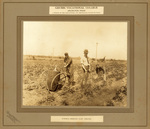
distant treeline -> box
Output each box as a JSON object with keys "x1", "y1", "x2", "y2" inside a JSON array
[
  {"x1": 24, "y1": 55, "x2": 126, "y2": 61},
  {"x1": 24, "y1": 55, "x2": 80, "y2": 60}
]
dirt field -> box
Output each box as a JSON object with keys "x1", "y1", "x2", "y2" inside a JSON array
[{"x1": 23, "y1": 55, "x2": 127, "y2": 106}]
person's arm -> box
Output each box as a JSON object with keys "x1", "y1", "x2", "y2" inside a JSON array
[
  {"x1": 87, "y1": 57, "x2": 91, "y2": 72},
  {"x1": 82, "y1": 64, "x2": 87, "y2": 72},
  {"x1": 64, "y1": 58, "x2": 72, "y2": 67},
  {"x1": 87, "y1": 57, "x2": 90, "y2": 66},
  {"x1": 81, "y1": 57, "x2": 87, "y2": 72},
  {"x1": 64, "y1": 58, "x2": 67, "y2": 67}
]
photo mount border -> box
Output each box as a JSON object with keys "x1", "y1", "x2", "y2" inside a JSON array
[
  {"x1": 17, "y1": 16, "x2": 134, "y2": 113},
  {"x1": 1, "y1": 1, "x2": 149, "y2": 128}
]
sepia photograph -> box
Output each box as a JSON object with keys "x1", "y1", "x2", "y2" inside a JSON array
[
  {"x1": 1, "y1": 0, "x2": 149, "y2": 128},
  {"x1": 23, "y1": 21, "x2": 128, "y2": 106}
]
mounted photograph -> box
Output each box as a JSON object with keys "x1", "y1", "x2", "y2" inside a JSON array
[{"x1": 23, "y1": 21, "x2": 128, "y2": 106}]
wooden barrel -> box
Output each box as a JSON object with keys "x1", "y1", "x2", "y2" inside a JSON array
[{"x1": 47, "y1": 70, "x2": 60, "y2": 91}]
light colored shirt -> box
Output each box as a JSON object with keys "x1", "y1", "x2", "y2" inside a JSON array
[{"x1": 81, "y1": 56, "x2": 90, "y2": 66}]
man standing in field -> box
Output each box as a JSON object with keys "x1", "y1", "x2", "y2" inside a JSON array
[
  {"x1": 81, "y1": 49, "x2": 90, "y2": 86},
  {"x1": 64, "y1": 52, "x2": 74, "y2": 85},
  {"x1": 96, "y1": 57, "x2": 107, "y2": 83}
]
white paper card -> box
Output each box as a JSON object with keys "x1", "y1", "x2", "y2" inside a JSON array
[
  {"x1": 51, "y1": 116, "x2": 104, "y2": 122},
  {"x1": 49, "y1": 6, "x2": 104, "y2": 15}
]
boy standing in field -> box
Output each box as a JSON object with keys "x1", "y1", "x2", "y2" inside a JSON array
[
  {"x1": 81, "y1": 49, "x2": 90, "y2": 86},
  {"x1": 64, "y1": 52, "x2": 74, "y2": 85}
]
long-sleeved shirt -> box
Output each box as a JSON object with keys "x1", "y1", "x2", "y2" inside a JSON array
[{"x1": 64, "y1": 57, "x2": 72, "y2": 68}]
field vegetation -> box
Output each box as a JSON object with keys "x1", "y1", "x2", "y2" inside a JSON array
[{"x1": 23, "y1": 55, "x2": 127, "y2": 106}]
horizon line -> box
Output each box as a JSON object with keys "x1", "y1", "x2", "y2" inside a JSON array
[{"x1": 23, "y1": 55, "x2": 127, "y2": 60}]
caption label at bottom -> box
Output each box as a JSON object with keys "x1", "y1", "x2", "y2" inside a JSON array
[{"x1": 51, "y1": 116, "x2": 103, "y2": 122}]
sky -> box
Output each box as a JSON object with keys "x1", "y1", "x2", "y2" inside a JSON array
[{"x1": 23, "y1": 21, "x2": 127, "y2": 60}]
